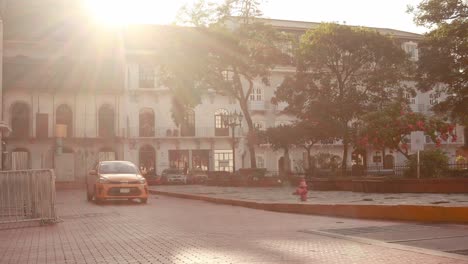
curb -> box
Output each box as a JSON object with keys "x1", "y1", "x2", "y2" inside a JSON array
[{"x1": 149, "y1": 190, "x2": 468, "y2": 223}]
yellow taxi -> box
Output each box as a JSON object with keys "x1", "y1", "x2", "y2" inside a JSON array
[{"x1": 86, "y1": 161, "x2": 149, "y2": 204}]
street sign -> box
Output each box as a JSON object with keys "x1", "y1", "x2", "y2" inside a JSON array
[{"x1": 410, "y1": 131, "x2": 425, "y2": 153}]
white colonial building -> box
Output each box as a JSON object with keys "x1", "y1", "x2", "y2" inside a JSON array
[{"x1": 0, "y1": 6, "x2": 465, "y2": 183}]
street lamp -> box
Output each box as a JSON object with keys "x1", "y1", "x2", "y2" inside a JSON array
[{"x1": 223, "y1": 110, "x2": 243, "y2": 173}]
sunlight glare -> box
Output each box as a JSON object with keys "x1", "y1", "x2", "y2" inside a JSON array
[{"x1": 85, "y1": 0, "x2": 182, "y2": 26}]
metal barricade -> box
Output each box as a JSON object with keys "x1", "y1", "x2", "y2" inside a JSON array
[{"x1": 0, "y1": 169, "x2": 57, "y2": 224}]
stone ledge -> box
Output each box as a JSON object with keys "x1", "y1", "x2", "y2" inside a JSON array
[{"x1": 150, "y1": 190, "x2": 468, "y2": 223}]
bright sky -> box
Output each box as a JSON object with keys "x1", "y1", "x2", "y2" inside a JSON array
[{"x1": 85, "y1": 0, "x2": 427, "y2": 34}]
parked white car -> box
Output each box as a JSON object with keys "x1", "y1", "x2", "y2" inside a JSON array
[{"x1": 161, "y1": 169, "x2": 187, "y2": 184}]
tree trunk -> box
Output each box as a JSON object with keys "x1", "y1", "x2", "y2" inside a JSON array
[
  {"x1": 284, "y1": 147, "x2": 291, "y2": 173},
  {"x1": 341, "y1": 131, "x2": 349, "y2": 176},
  {"x1": 239, "y1": 95, "x2": 257, "y2": 168},
  {"x1": 307, "y1": 148, "x2": 312, "y2": 170}
]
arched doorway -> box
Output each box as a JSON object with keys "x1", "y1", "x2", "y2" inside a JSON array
[
  {"x1": 139, "y1": 145, "x2": 156, "y2": 177},
  {"x1": 383, "y1": 155, "x2": 395, "y2": 169}
]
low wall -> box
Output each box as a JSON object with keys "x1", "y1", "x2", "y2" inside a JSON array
[
  {"x1": 150, "y1": 190, "x2": 468, "y2": 224},
  {"x1": 308, "y1": 178, "x2": 468, "y2": 193}
]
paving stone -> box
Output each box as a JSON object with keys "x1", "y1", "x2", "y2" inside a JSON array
[{"x1": 0, "y1": 190, "x2": 466, "y2": 264}]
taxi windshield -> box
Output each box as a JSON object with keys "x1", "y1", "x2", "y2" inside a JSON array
[{"x1": 99, "y1": 162, "x2": 138, "y2": 174}]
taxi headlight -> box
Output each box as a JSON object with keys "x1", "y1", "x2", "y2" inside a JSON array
[
  {"x1": 138, "y1": 178, "x2": 146, "y2": 184},
  {"x1": 98, "y1": 177, "x2": 110, "y2": 184}
]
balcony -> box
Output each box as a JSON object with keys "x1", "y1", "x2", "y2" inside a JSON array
[
  {"x1": 272, "y1": 102, "x2": 288, "y2": 113},
  {"x1": 248, "y1": 101, "x2": 269, "y2": 112},
  {"x1": 130, "y1": 126, "x2": 243, "y2": 139},
  {"x1": 411, "y1": 104, "x2": 433, "y2": 115}
]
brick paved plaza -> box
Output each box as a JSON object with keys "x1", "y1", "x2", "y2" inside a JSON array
[{"x1": 1, "y1": 190, "x2": 467, "y2": 264}]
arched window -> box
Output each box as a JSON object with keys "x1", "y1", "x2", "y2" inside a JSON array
[
  {"x1": 139, "y1": 145, "x2": 156, "y2": 176},
  {"x1": 56, "y1": 104, "x2": 73, "y2": 137},
  {"x1": 139, "y1": 108, "x2": 155, "y2": 137},
  {"x1": 11, "y1": 102, "x2": 30, "y2": 139},
  {"x1": 181, "y1": 109, "x2": 195, "y2": 137},
  {"x1": 98, "y1": 105, "x2": 115, "y2": 137},
  {"x1": 214, "y1": 109, "x2": 229, "y2": 136},
  {"x1": 11, "y1": 148, "x2": 30, "y2": 170}
]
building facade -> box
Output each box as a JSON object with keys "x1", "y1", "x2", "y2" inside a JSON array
[{"x1": 0, "y1": 13, "x2": 466, "y2": 182}]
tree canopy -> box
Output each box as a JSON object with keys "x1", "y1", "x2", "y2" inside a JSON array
[
  {"x1": 356, "y1": 101, "x2": 457, "y2": 159},
  {"x1": 167, "y1": 0, "x2": 287, "y2": 168},
  {"x1": 274, "y1": 23, "x2": 411, "y2": 172},
  {"x1": 409, "y1": 0, "x2": 468, "y2": 125}
]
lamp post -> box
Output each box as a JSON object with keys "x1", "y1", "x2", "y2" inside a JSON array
[{"x1": 223, "y1": 110, "x2": 243, "y2": 173}]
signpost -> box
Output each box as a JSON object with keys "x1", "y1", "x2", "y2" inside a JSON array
[{"x1": 410, "y1": 131, "x2": 425, "y2": 179}]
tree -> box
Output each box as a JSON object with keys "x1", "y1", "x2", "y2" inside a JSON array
[
  {"x1": 258, "y1": 125, "x2": 297, "y2": 174},
  {"x1": 293, "y1": 121, "x2": 339, "y2": 171},
  {"x1": 409, "y1": 0, "x2": 468, "y2": 125},
  {"x1": 171, "y1": 0, "x2": 287, "y2": 168},
  {"x1": 275, "y1": 23, "x2": 411, "y2": 174},
  {"x1": 356, "y1": 102, "x2": 457, "y2": 159}
]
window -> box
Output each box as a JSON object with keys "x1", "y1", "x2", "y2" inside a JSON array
[
  {"x1": 402, "y1": 42, "x2": 418, "y2": 61},
  {"x1": 36, "y1": 113, "x2": 48, "y2": 139},
  {"x1": 214, "y1": 109, "x2": 229, "y2": 136},
  {"x1": 11, "y1": 102, "x2": 30, "y2": 139},
  {"x1": 404, "y1": 93, "x2": 416, "y2": 104},
  {"x1": 169, "y1": 150, "x2": 189, "y2": 170},
  {"x1": 192, "y1": 150, "x2": 209, "y2": 171},
  {"x1": 139, "y1": 145, "x2": 156, "y2": 176},
  {"x1": 256, "y1": 156, "x2": 265, "y2": 168},
  {"x1": 214, "y1": 150, "x2": 233, "y2": 172},
  {"x1": 429, "y1": 93, "x2": 440, "y2": 105},
  {"x1": 98, "y1": 105, "x2": 115, "y2": 137},
  {"x1": 11, "y1": 148, "x2": 30, "y2": 170},
  {"x1": 249, "y1": 87, "x2": 263, "y2": 101},
  {"x1": 56, "y1": 104, "x2": 73, "y2": 137},
  {"x1": 98, "y1": 148, "x2": 116, "y2": 161},
  {"x1": 181, "y1": 109, "x2": 195, "y2": 137},
  {"x1": 139, "y1": 65, "x2": 155, "y2": 88},
  {"x1": 254, "y1": 121, "x2": 265, "y2": 131},
  {"x1": 139, "y1": 108, "x2": 155, "y2": 137}
]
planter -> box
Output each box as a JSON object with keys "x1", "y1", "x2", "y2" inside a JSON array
[{"x1": 306, "y1": 177, "x2": 468, "y2": 193}]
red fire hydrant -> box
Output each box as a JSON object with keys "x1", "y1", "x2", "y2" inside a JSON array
[{"x1": 293, "y1": 178, "x2": 308, "y2": 202}]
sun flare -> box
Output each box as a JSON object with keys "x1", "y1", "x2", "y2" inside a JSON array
[{"x1": 85, "y1": 0, "x2": 181, "y2": 26}]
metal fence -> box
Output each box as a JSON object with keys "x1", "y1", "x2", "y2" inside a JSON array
[
  {"x1": 286, "y1": 162, "x2": 468, "y2": 178},
  {"x1": 0, "y1": 170, "x2": 57, "y2": 224}
]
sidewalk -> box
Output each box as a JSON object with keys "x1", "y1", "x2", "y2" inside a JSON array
[
  {"x1": 2, "y1": 190, "x2": 467, "y2": 264},
  {"x1": 150, "y1": 185, "x2": 468, "y2": 206},
  {"x1": 149, "y1": 185, "x2": 468, "y2": 223}
]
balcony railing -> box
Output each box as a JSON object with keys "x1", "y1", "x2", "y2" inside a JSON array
[
  {"x1": 410, "y1": 104, "x2": 433, "y2": 115},
  {"x1": 130, "y1": 126, "x2": 243, "y2": 138},
  {"x1": 248, "y1": 101, "x2": 267, "y2": 111}
]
